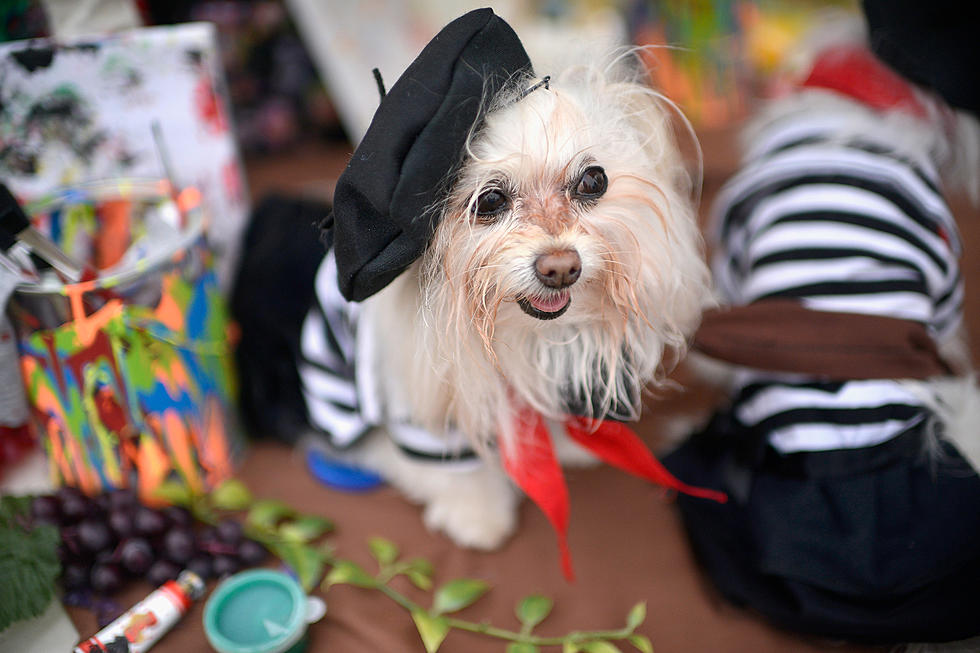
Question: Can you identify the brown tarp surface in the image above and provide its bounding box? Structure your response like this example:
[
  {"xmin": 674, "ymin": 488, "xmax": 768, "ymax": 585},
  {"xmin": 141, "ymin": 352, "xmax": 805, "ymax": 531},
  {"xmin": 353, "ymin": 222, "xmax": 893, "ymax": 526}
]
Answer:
[{"xmin": 66, "ymin": 435, "xmax": 879, "ymax": 653}]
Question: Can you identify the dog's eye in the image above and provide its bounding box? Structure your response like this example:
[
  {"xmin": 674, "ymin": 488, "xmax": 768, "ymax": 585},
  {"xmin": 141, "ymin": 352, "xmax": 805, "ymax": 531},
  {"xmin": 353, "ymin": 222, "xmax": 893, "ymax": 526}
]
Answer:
[
  {"xmin": 573, "ymin": 166, "xmax": 607, "ymax": 199},
  {"xmin": 474, "ymin": 188, "xmax": 510, "ymax": 218}
]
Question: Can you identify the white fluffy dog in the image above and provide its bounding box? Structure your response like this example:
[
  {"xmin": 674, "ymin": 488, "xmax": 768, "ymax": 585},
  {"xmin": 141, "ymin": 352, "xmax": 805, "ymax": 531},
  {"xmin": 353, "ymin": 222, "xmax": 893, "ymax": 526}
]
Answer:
[
  {"xmin": 299, "ymin": 12, "xmax": 710, "ymax": 554},
  {"xmin": 361, "ymin": 64, "xmax": 707, "ymax": 548}
]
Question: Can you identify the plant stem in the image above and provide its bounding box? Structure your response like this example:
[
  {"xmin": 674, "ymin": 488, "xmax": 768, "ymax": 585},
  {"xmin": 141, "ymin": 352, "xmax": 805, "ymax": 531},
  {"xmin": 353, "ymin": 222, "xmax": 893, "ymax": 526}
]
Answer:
[{"xmin": 371, "ymin": 570, "xmax": 634, "ymax": 647}]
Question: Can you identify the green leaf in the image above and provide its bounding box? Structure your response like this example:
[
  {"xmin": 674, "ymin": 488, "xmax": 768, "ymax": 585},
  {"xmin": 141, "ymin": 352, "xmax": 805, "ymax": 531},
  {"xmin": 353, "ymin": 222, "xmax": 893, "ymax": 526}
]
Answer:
[
  {"xmin": 581, "ymin": 642, "xmax": 622, "ymax": 653},
  {"xmin": 407, "ymin": 557, "xmax": 434, "ymax": 576},
  {"xmin": 506, "ymin": 643, "xmax": 540, "ymax": 653},
  {"xmin": 628, "ymin": 634, "xmax": 654, "ymax": 653},
  {"xmin": 210, "ymin": 478, "xmax": 253, "ymax": 510},
  {"xmin": 626, "ymin": 602, "xmax": 646, "ymax": 630},
  {"xmin": 279, "ymin": 515, "xmax": 334, "ymax": 543},
  {"xmin": 563, "ymin": 642, "xmax": 581, "ymax": 653},
  {"xmin": 247, "ymin": 499, "xmax": 294, "ymax": 531},
  {"xmin": 406, "ymin": 569, "xmax": 433, "ymax": 591},
  {"xmin": 324, "ymin": 560, "xmax": 376, "ymax": 588},
  {"xmin": 269, "ymin": 541, "xmax": 324, "ymax": 592},
  {"xmin": 400, "ymin": 557, "xmax": 434, "ymax": 590},
  {"xmin": 152, "ymin": 479, "xmax": 193, "ymax": 506},
  {"xmin": 368, "ymin": 536, "xmax": 399, "ymax": 566},
  {"xmin": 432, "ymin": 578, "xmax": 489, "ymax": 615},
  {"xmin": 516, "ymin": 595, "xmax": 553, "ymax": 630},
  {"xmin": 0, "ymin": 509, "xmax": 61, "ymax": 631},
  {"xmin": 411, "ymin": 610, "xmax": 450, "ymax": 653},
  {"xmin": 0, "ymin": 495, "xmax": 32, "ymax": 525}
]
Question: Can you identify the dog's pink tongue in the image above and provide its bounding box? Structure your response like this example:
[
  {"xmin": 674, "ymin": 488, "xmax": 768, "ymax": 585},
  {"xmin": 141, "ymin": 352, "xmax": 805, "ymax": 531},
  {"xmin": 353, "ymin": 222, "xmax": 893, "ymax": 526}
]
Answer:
[{"xmin": 530, "ymin": 291, "xmax": 570, "ymax": 313}]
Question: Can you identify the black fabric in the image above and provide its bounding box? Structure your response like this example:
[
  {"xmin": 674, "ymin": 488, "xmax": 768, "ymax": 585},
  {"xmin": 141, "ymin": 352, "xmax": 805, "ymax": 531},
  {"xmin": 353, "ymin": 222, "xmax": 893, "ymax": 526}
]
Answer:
[
  {"xmin": 230, "ymin": 194, "xmax": 330, "ymax": 440},
  {"xmin": 862, "ymin": 0, "xmax": 980, "ymax": 117},
  {"xmin": 663, "ymin": 415, "xmax": 980, "ymax": 644},
  {"xmin": 328, "ymin": 8, "xmax": 533, "ymax": 301}
]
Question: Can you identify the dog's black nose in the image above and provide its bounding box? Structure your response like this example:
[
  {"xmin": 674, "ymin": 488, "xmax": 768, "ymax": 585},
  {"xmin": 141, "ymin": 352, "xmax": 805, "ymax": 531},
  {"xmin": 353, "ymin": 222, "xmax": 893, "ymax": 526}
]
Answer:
[{"xmin": 535, "ymin": 249, "xmax": 581, "ymax": 288}]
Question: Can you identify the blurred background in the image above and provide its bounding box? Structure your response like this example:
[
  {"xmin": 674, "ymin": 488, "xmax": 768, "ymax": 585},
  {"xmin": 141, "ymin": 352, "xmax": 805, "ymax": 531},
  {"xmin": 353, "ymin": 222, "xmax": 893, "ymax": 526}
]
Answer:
[{"xmin": 1, "ymin": 0, "xmax": 858, "ymax": 210}]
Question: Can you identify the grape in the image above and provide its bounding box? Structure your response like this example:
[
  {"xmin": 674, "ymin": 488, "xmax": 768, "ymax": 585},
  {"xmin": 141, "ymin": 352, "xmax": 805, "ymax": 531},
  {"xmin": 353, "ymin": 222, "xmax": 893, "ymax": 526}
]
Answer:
[
  {"xmin": 196, "ymin": 526, "xmax": 234, "ymax": 556},
  {"xmin": 107, "ymin": 488, "xmax": 137, "ymax": 512},
  {"xmin": 162, "ymin": 528, "xmax": 195, "ymax": 564},
  {"xmin": 237, "ymin": 539, "xmax": 267, "ymax": 566},
  {"xmin": 162, "ymin": 506, "xmax": 192, "ymax": 529},
  {"xmin": 118, "ymin": 538, "xmax": 153, "ymax": 575},
  {"xmin": 215, "ymin": 519, "xmax": 243, "ymax": 545},
  {"xmin": 57, "ymin": 487, "xmax": 92, "ymax": 524},
  {"xmin": 94, "ymin": 492, "xmax": 112, "ymax": 513},
  {"xmin": 31, "ymin": 495, "xmax": 61, "ymax": 525},
  {"xmin": 186, "ymin": 555, "xmax": 214, "ymax": 580},
  {"xmin": 90, "ymin": 562, "xmax": 123, "ymax": 594},
  {"xmin": 134, "ymin": 506, "xmax": 166, "ymax": 537},
  {"xmin": 78, "ymin": 519, "xmax": 114, "ymax": 554},
  {"xmin": 60, "ymin": 528, "xmax": 84, "ymax": 559},
  {"xmin": 61, "ymin": 562, "xmax": 90, "ymax": 590},
  {"xmin": 108, "ymin": 508, "xmax": 135, "ymax": 539},
  {"xmin": 212, "ymin": 555, "xmax": 240, "ymax": 578},
  {"xmin": 146, "ymin": 559, "xmax": 181, "ymax": 586}
]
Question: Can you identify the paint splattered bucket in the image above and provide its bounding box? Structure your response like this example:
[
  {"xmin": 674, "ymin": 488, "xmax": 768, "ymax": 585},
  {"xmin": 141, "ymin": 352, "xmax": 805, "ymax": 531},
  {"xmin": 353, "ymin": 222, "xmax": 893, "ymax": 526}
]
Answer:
[{"xmin": 6, "ymin": 179, "xmax": 241, "ymax": 501}]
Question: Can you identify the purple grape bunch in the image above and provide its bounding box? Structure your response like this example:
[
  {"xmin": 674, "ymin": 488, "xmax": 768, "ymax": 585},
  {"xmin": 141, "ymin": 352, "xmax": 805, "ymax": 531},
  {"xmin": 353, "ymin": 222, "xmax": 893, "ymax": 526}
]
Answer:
[{"xmin": 34, "ymin": 486, "xmax": 268, "ymax": 597}]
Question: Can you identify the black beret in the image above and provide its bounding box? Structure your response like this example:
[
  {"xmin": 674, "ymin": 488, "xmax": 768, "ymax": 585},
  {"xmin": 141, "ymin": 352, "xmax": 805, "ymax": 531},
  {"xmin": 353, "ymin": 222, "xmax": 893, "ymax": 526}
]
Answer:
[{"xmin": 328, "ymin": 8, "xmax": 533, "ymax": 302}]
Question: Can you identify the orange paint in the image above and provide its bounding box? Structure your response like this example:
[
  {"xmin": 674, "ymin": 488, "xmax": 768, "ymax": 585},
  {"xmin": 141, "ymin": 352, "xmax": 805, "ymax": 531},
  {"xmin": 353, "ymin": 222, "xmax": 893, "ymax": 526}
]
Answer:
[
  {"xmin": 202, "ymin": 397, "xmax": 232, "ymax": 485},
  {"xmin": 43, "ymin": 416, "xmax": 75, "ymax": 486},
  {"xmin": 137, "ymin": 434, "xmax": 172, "ymax": 506},
  {"xmin": 95, "ymin": 199, "xmax": 131, "ymax": 269},
  {"xmin": 163, "ymin": 410, "xmax": 203, "ymax": 494},
  {"xmin": 65, "ymin": 290, "xmax": 124, "ymax": 347},
  {"xmin": 64, "ymin": 426, "xmax": 98, "ymax": 494},
  {"xmin": 154, "ymin": 276, "xmax": 185, "ymax": 333},
  {"xmin": 177, "ymin": 186, "xmax": 202, "ymax": 213}
]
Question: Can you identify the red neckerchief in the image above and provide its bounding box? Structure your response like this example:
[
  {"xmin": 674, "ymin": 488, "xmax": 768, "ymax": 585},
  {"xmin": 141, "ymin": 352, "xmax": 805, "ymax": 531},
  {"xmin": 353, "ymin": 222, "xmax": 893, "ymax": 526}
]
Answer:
[
  {"xmin": 800, "ymin": 46, "xmax": 928, "ymax": 118},
  {"xmin": 499, "ymin": 407, "xmax": 727, "ymax": 581}
]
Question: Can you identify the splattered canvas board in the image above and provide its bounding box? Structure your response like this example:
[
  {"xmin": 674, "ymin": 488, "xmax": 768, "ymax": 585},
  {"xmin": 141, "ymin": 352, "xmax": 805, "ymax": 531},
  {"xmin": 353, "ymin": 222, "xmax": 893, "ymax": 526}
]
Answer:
[{"xmin": 0, "ymin": 22, "xmax": 248, "ymax": 286}]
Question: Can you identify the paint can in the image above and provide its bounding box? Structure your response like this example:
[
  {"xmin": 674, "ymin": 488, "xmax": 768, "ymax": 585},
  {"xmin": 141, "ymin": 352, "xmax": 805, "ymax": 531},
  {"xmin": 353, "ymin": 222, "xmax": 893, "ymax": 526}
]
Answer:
[{"xmin": 5, "ymin": 179, "xmax": 242, "ymax": 500}]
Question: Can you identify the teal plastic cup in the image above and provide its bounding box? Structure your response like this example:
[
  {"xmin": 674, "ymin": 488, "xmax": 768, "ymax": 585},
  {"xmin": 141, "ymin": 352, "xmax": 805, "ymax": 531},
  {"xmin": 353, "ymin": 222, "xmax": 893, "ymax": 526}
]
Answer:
[{"xmin": 203, "ymin": 570, "xmax": 326, "ymax": 653}]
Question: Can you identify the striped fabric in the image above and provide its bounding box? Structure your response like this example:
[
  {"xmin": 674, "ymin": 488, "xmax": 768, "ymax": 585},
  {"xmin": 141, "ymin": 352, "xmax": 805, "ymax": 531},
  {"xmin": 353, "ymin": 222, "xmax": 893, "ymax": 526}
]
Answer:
[
  {"xmin": 298, "ymin": 250, "xmax": 479, "ymax": 465},
  {"xmin": 711, "ymin": 124, "xmax": 963, "ymax": 454}
]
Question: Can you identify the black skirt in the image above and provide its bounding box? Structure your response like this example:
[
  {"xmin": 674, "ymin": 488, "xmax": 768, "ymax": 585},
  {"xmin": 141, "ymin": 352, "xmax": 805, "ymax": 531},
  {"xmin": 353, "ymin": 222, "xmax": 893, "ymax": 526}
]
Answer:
[{"xmin": 664, "ymin": 412, "xmax": 980, "ymax": 645}]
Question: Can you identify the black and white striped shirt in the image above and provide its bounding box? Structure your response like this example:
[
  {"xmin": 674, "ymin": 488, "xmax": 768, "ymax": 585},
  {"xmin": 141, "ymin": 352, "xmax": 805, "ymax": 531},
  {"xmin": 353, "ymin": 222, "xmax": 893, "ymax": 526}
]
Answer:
[
  {"xmin": 711, "ymin": 121, "xmax": 963, "ymax": 453},
  {"xmin": 298, "ymin": 251, "xmax": 479, "ymax": 465}
]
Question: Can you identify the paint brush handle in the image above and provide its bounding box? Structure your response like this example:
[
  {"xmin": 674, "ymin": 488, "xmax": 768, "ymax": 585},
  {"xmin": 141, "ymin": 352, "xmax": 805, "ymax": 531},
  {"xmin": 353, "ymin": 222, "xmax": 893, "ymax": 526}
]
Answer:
[{"xmin": 0, "ymin": 183, "xmax": 86, "ymax": 282}]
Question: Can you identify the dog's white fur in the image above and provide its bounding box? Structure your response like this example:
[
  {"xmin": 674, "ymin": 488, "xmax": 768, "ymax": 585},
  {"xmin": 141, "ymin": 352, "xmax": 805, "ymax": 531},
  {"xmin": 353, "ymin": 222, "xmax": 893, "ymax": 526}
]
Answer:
[{"xmin": 330, "ymin": 55, "xmax": 711, "ymax": 549}]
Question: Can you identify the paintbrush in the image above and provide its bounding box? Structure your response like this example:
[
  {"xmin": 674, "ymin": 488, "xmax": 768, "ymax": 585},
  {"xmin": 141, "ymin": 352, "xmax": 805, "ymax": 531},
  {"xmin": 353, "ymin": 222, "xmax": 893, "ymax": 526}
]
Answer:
[{"xmin": 0, "ymin": 183, "xmax": 85, "ymax": 283}]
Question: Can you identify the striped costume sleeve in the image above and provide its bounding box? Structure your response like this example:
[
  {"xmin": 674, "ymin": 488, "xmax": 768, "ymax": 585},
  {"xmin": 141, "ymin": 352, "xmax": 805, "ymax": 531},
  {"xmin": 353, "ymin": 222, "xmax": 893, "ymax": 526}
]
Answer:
[{"xmin": 299, "ymin": 250, "xmax": 372, "ymax": 448}]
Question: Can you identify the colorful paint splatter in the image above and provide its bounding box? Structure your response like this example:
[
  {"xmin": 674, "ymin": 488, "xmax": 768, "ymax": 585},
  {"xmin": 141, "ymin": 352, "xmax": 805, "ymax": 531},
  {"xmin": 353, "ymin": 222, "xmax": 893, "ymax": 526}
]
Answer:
[{"xmin": 16, "ymin": 251, "xmax": 239, "ymax": 503}]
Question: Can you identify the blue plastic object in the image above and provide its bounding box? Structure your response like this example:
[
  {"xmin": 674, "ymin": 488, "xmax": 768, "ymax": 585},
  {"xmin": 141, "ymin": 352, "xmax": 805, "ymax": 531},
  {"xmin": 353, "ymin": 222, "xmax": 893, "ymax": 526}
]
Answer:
[{"xmin": 305, "ymin": 448, "xmax": 384, "ymax": 492}]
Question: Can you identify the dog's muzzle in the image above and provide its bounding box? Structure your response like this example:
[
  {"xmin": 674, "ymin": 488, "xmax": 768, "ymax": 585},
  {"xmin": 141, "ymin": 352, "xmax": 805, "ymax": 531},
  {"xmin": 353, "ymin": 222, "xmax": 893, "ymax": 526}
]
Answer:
[{"xmin": 518, "ymin": 249, "xmax": 580, "ymax": 320}]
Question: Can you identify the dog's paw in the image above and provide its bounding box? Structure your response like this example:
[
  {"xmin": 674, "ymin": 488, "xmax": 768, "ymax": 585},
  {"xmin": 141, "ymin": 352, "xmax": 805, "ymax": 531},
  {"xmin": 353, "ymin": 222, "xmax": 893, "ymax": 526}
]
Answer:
[{"xmin": 422, "ymin": 475, "xmax": 518, "ymax": 550}]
